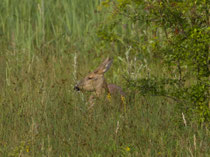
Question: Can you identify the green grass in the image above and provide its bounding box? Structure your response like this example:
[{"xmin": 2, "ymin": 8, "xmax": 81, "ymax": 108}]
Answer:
[{"xmin": 0, "ymin": 0, "xmax": 209, "ymax": 156}]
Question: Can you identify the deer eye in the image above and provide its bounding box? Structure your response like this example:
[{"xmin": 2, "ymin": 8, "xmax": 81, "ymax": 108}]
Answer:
[{"xmin": 88, "ymin": 77, "xmax": 93, "ymax": 80}]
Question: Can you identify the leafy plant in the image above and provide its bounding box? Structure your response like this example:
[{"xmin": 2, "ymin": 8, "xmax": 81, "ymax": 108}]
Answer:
[{"xmin": 97, "ymin": 0, "xmax": 210, "ymax": 123}]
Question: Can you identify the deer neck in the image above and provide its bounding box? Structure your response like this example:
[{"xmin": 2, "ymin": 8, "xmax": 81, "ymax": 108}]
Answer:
[
  {"xmin": 103, "ymin": 80, "xmax": 110, "ymax": 93},
  {"xmin": 95, "ymin": 79, "xmax": 110, "ymax": 97}
]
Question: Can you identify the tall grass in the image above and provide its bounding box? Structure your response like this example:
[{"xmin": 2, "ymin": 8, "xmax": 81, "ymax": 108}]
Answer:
[
  {"xmin": 0, "ymin": 0, "xmax": 101, "ymax": 54},
  {"xmin": 0, "ymin": 0, "xmax": 209, "ymax": 156}
]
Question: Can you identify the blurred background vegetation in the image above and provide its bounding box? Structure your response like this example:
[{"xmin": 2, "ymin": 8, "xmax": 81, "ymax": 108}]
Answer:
[{"xmin": 0, "ymin": 0, "xmax": 209, "ymax": 156}]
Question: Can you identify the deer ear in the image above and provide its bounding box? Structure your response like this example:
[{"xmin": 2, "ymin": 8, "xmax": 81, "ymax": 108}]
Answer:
[
  {"xmin": 103, "ymin": 57, "xmax": 113, "ymax": 73},
  {"xmin": 94, "ymin": 57, "xmax": 113, "ymax": 74}
]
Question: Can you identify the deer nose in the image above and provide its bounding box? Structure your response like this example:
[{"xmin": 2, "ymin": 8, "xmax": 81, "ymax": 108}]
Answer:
[{"xmin": 74, "ymin": 85, "xmax": 80, "ymax": 91}]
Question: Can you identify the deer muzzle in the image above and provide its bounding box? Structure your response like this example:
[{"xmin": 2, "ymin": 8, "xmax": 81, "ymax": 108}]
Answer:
[{"xmin": 74, "ymin": 85, "xmax": 80, "ymax": 91}]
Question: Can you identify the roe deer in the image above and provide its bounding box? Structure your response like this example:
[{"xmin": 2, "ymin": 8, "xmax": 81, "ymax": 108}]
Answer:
[{"xmin": 74, "ymin": 57, "xmax": 125, "ymax": 108}]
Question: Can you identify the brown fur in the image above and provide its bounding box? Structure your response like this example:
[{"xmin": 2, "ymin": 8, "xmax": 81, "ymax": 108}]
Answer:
[{"xmin": 74, "ymin": 57, "xmax": 125, "ymax": 107}]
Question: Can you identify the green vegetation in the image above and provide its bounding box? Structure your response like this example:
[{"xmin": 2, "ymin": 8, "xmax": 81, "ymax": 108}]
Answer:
[{"xmin": 0, "ymin": 0, "xmax": 209, "ymax": 156}]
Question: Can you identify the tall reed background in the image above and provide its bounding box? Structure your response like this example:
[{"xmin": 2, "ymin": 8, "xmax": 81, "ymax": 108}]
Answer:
[{"xmin": 0, "ymin": 0, "xmax": 209, "ymax": 156}]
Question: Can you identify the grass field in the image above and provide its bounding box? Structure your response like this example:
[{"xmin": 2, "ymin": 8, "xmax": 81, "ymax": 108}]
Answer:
[{"xmin": 0, "ymin": 0, "xmax": 209, "ymax": 156}]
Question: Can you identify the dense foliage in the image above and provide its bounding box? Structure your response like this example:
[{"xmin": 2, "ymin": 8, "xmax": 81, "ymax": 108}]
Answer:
[
  {"xmin": 97, "ymin": 0, "xmax": 209, "ymax": 123},
  {"xmin": 0, "ymin": 0, "xmax": 209, "ymax": 156}
]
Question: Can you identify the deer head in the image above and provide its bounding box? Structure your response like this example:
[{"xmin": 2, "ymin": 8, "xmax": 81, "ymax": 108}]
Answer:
[{"xmin": 74, "ymin": 57, "xmax": 113, "ymax": 96}]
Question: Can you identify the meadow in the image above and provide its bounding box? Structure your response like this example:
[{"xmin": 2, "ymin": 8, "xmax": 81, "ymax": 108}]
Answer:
[{"xmin": 0, "ymin": 0, "xmax": 209, "ymax": 156}]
